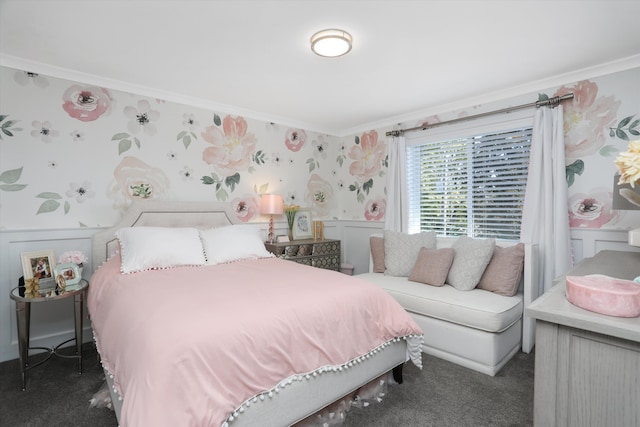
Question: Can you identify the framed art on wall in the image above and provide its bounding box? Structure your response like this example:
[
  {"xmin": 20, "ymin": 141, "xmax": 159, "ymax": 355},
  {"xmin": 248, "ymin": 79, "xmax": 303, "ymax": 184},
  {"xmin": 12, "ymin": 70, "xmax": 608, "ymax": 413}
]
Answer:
[
  {"xmin": 292, "ymin": 209, "xmax": 313, "ymax": 240},
  {"xmin": 21, "ymin": 250, "xmax": 56, "ymax": 288}
]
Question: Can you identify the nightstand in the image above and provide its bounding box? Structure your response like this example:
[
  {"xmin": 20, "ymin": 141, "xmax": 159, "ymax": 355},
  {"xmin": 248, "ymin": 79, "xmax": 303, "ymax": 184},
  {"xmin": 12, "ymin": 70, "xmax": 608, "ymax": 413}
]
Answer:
[
  {"xmin": 265, "ymin": 239, "xmax": 340, "ymax": 271},
  {"xmin": 10, "ymin": 279, "xmax": 88, "ymax": 390}
]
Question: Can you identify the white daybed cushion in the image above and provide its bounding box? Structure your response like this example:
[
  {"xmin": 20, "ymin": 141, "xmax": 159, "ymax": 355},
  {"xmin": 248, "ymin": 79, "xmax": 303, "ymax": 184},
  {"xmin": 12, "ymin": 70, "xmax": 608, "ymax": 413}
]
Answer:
[{"xmin": 358, "ymin": 272, "xmax": 523, "ymax": 333}]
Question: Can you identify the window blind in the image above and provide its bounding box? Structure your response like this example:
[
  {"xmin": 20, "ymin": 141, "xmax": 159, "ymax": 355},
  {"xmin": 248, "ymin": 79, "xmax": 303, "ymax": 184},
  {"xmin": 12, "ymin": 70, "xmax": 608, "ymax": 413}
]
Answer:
[{"xmin": 406, "ymin": 126, "xmax": 532, "ymax": 240}]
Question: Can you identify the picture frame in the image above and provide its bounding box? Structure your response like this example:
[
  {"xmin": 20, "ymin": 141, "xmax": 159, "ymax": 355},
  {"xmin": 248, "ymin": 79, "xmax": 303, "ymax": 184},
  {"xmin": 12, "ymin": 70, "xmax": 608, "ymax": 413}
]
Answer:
[
  {"xmin": 292, "ymin": 209, "xmax": 313, "ymax": 240},
  {"xmin": 612, "ymin": 173, "xmax": 640, "ymax": 210},
  {"xmin": 53, "ymin": 263, "xmax": 82, "ymax": 287},
  {"xmin": 21, "ymin": 250, "xmax": 56, "ymax": 289},
  {"xmin": 276, "ymin": 234, "xmax": 290, "ymax": 243},
  {"xmin": 313, "ymin": 220, "xmax": 325, "ymax": 241}
]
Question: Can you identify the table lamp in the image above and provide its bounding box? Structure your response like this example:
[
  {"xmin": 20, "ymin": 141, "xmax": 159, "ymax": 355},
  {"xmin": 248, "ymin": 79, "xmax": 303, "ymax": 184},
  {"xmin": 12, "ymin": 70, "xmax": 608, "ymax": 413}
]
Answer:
[{"xmin": 260, "ymin": 194, "xmax": 284, "ymax": 243}]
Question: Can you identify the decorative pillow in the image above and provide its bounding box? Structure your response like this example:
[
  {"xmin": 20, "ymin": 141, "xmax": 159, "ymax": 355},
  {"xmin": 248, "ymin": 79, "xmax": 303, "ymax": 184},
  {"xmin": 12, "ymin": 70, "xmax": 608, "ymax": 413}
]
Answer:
[
  {"xmin": 370, "ymin": 236, "xmax": 385, "ymax": 273},
  {"xmin": 200, "ymin": 225, "xmax": 273, "ymax": 265},
  {"xmin": 446, "ymin": 236, "xmax": 496, "ymax": 291},
  {"xmin": 477, "ymin": 243, "xmax": 525, "ymax": 296},
  {"xmin": 408, "ymin": 247, "xmax": 455, "ymax": 286},
  {"xmin": 116, "ymin": 226, "xmax": 206, "ymax": 274},
  {"xmin": 383, "ymin": 230, "xmax": 437, "ymax": 277}
]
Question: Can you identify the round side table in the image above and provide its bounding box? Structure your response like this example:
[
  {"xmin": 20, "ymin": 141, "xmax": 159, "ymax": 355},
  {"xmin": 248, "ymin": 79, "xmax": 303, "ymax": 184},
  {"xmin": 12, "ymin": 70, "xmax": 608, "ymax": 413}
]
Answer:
[{"xmin": 9, "ymin": 279, "xmax": 88, "ymax": 390}]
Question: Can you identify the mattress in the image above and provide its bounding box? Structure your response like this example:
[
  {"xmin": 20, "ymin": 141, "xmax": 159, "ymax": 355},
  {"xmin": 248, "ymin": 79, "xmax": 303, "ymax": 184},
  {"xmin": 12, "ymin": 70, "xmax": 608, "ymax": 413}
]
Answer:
[
  {"xmin": 88, "ymin": 255, "xmax": 423, "ymax": 427},
  {"xmin": 358, "ymin": 272, "xmax": 523, "ymax": 333}
]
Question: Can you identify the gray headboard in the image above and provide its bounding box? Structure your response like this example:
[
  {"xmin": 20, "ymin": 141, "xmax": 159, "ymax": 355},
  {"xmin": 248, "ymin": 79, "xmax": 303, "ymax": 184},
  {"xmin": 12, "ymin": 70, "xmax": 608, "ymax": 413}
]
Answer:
[{"xmin": 91, "ymin": 200, "xmax": 241, "ymax": 273}]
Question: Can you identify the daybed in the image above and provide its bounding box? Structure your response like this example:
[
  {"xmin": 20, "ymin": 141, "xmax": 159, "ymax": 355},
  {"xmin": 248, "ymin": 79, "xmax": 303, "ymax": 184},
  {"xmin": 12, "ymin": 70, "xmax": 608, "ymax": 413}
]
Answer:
[
  {"xmin": 357, "ymin": 232, "xmax": 539, "ymax": 376},
  {"xmin": 89, "ymin": 201, "xmax": 423, "ymax": 427}
]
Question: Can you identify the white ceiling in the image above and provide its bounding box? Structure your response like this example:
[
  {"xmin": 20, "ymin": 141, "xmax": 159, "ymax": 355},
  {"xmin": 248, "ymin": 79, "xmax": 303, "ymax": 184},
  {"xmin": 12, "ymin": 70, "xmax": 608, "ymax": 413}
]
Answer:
[{"xmin": 1, "ymin": 0, "xmax": 640, "ymax": 136}]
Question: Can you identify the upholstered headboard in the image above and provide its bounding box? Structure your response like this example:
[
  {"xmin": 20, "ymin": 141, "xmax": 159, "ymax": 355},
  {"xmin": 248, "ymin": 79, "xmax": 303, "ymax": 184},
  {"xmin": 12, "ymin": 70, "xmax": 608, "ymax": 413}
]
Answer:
[{"xmin": 91, "ymin": 200, "xmax": 241, "ymax": 272}]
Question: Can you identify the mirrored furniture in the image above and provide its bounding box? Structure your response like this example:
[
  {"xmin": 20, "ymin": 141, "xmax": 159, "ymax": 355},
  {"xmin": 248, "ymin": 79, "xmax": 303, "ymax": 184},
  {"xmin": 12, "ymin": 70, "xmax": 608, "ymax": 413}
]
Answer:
[
  {"xmin": 265, "ymin": 238, "xmax": 340, "ymax": 271},
  {"xmin": 10, "ymin": 279, "xmax": 88, "ymax": 390}
]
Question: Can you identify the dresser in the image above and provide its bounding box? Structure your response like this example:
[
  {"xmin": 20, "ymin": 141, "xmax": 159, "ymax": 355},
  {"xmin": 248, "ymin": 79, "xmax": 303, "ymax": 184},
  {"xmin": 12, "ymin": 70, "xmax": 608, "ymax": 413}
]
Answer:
[
  {"xmin": 525, "ymin": 250, "xmax": 640, "ymax": 427},
  {"xmin": 264, "ymin": 239, "xmax": 340, "ymax": 271}
]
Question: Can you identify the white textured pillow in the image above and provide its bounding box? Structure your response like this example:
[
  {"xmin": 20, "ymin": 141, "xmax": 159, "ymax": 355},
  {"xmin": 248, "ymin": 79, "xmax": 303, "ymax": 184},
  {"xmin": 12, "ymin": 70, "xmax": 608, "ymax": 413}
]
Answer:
[
  {"xmin": 116, "ymin": 226, "xmax": 206, "ymax": 274},
  {"xmin": 446, "ymin": 236, "xmax": 496, "ymax": 291},
  {"xmin": 383, "ymin": 230, "xmax": 437, "ymax": 277},
  {"xmin": 200, "ymin": 225, "xmax": 273, "ymax": 265}
]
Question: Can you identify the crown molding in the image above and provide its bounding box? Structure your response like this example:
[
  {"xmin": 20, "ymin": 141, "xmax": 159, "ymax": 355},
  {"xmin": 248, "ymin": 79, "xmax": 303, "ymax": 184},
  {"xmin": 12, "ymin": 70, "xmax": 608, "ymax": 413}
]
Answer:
[
  {"xmin": 0, "ymin": 53, "xmax": 337, "ymax": 135},
  {"xmin": 342, "ymin": 54, "xmax": 640, "ymax": 137},
  {"xmin": 3, "ymin": 53, "xmax": 639, "ymax": 138}
]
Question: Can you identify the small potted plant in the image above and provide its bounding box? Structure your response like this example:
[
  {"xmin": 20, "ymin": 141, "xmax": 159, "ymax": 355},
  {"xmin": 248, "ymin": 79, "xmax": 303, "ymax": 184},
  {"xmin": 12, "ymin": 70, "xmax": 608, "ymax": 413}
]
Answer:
[{"xmin": 284, "ymin": 204, "xmax": 299, "ymax": 240}]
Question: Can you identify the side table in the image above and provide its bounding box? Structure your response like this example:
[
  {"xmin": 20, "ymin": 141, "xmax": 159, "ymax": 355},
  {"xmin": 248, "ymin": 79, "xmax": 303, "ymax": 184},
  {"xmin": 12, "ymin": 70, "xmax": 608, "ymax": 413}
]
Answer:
[
  {"xmin": 525, "ymin": 250, "xmax": 640, "ymax": 426},
  {"xmin": 10, "ymin": 279, "xmax": 89, "ymax": 390},
  {"xmin": 265, "ymin": 239, "xmax": 341, "ymax": 271}
]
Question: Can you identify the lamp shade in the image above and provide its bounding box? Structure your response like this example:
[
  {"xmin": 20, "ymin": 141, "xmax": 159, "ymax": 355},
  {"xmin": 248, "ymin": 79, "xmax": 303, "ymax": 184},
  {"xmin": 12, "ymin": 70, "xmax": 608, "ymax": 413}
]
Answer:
[{"xmin": 260, "ymin": 194, "xmax": 284, "ymax": 215}]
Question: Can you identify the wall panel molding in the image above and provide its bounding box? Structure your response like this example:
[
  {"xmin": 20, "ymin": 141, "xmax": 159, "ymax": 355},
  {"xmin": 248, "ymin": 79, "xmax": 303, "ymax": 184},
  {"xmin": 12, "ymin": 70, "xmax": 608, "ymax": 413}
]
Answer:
[{"xmin": 0, "ymin": 228, "xmax": 101, "ymax": 363}]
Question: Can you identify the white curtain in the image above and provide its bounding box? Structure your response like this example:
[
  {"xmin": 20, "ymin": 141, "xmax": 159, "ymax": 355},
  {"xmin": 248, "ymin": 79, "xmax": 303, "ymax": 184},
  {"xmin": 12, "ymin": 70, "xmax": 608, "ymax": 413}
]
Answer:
[
  {"xmin": 384, "ymin": 135, "xmax": 408, "ymax": 232},
  {"xmin": 520, "ymin": 105, "xmax": 573, "ymax": 294}
]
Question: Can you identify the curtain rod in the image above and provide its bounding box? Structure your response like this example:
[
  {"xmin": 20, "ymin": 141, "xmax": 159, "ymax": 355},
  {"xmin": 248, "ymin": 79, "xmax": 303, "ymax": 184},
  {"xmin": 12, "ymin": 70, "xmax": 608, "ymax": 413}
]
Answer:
[{"xmin": 386, "ymin": 93, "xmax": 574, "ymax": 137}]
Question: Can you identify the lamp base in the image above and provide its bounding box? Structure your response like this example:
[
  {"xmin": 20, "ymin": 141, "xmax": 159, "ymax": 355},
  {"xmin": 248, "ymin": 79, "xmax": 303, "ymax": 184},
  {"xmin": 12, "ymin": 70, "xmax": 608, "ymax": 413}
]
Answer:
[{"xmin": 267, "ymin": 216, "xmax": 275, "ymax": 244}]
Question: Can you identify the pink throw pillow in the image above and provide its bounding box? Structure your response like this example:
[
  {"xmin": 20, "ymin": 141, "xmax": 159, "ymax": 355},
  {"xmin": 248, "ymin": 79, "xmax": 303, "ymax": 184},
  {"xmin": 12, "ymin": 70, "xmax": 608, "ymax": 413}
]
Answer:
[
  {"xmin": 370, "ymin": 236, "xmax": 385, "ymax": 273},
  {"xmin": 477, "ymin": 244, "xmax": 525, "ymax": 296},
  {"xmin": 408, "ymin": 247, "xmax": 455, "ymax": 287}
]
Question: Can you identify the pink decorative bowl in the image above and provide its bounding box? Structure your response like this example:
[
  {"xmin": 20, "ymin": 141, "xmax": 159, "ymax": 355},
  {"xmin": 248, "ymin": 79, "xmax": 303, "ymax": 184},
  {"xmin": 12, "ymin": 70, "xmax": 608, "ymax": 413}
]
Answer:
[{"xmin": 566, "ymin": 274, "xmax": 640, "ymax": 318}]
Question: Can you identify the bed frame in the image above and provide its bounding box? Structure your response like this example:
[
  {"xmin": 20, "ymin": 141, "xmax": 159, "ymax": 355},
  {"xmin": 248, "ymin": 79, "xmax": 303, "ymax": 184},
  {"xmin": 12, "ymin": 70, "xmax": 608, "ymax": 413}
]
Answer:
[{"xmin": 91, "ymin": 200, "xmax": 411, "ymax": 426}]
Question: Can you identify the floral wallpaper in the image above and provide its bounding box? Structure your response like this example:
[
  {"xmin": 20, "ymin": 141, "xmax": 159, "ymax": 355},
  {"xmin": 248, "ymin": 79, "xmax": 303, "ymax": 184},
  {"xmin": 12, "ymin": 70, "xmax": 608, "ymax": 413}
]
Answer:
[
  {"xmin": 555, "ymin": 74, "xmax": 639, "ymax": 229},
  {"xmin": 0, "ymin": 65, "xmax": 638, "ymax": 231},
  {"xmin": 0, "ymin": 66, "xmax": 390, "ymax": 229}
]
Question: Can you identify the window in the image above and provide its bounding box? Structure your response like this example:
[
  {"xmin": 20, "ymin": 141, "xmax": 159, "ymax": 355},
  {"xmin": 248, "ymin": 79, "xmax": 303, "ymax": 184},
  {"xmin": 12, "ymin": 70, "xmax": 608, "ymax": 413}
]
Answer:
[{"xmin": 406, "ymin": 117, "xmax": 532, "ymax": 240}]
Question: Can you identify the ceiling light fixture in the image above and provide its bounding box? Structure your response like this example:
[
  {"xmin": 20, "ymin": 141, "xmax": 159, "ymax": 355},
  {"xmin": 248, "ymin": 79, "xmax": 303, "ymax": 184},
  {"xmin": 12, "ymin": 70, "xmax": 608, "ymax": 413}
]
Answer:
[{"xmin": 310, "ymin": 29, "xmax": 352, "ymax": 58}]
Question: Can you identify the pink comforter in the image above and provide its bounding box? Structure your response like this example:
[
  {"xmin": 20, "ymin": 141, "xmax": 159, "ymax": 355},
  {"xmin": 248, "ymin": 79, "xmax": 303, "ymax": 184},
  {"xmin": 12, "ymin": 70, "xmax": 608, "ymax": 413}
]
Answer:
[{"xmin": 88, "ymin": 256, "xmax": 423, "ymax": 427}]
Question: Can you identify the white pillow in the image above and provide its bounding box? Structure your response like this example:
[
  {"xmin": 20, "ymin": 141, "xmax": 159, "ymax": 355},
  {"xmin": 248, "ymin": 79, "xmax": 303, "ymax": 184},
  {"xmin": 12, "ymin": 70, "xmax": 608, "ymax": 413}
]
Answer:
[
  {"xmin": 383, "ymin": 230, "xmax": 437, "ymax": 277},
  {"xmin": 446, "ymin": 236, "xmax": 496, "ymax": 291},
  {"xmin": 116, "ymin": 226, "xmax": 206, "ymax": 274},
  {"xmin": 200, "ymin": 225, "xmax": 273, "ymax": 265}
]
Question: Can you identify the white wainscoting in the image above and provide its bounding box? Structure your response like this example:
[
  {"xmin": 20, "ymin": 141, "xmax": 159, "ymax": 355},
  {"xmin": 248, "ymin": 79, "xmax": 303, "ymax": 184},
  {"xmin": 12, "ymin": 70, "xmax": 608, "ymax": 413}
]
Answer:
[
  {"xmin": 570, "ymin": 228, "xmax": 640, "ymax": 261},
  {"xmin": 0, "ymin": 224, "xmax": 636, "ymax": 363},
  {"xmin": 0, "ymin": 228, "xmax": 100, "ymax": 363}
]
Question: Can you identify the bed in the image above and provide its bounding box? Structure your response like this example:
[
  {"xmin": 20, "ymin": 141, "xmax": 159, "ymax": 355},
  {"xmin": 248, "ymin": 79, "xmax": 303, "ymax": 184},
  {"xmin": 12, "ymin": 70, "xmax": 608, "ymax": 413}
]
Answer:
[{"xmin": 89, "ymin": 200, "xmax": 423, "ymax": 427}]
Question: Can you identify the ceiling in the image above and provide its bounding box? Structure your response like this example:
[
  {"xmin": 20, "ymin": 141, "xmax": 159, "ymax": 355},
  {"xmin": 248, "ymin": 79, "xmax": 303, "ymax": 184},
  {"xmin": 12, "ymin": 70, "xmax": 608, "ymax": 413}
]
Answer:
[{"xmin": 1, "ymin": 0, "xmax": 640, "ymax": 136}]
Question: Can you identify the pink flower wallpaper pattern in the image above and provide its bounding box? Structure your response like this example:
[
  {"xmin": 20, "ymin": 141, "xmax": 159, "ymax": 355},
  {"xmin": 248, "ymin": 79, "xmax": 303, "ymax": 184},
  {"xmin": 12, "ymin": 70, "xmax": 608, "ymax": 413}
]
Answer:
[
  {"xmin": 0, "ymin": 65, "xmax": 639, "ymax": 230},
  {"xmin": 62, "ymin": 85, "xmax": 113, "ymax": 122}
]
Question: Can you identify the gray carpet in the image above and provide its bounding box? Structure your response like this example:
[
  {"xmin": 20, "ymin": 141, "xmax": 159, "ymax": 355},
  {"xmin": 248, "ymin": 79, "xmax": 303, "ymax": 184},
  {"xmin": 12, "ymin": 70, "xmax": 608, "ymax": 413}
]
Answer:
[
  {"xmin": 344, "ymin": 351, "xmax": 534, "ymax": 427},
  {"xmin": 0, "ymin": 344, "xmax": 533, "ymax": 426}
]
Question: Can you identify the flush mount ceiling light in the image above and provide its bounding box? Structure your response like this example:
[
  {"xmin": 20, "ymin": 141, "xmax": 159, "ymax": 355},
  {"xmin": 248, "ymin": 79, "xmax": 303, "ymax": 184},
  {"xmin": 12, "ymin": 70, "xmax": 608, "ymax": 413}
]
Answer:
[{"xmin": 310, "ymin": 29, "xmax": 352, "ymax": 57}]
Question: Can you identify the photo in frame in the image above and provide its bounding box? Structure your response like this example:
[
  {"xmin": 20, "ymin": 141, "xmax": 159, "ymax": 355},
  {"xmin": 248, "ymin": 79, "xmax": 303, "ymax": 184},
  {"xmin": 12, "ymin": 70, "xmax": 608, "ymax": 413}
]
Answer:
[
  {"xmin": 313, "ymin": 220, "xmax": 325, "ymax": 241},
  {"xmin": 21, "ymin": 250, "xmax": 56, "ymax": 289},
  {"xmin": 53, "ymin": 263, "xmax": 82, "ymax": 288},
  {"xmin": 292, "ymin": 209, "xmax": 313, "ymax": 240}
]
